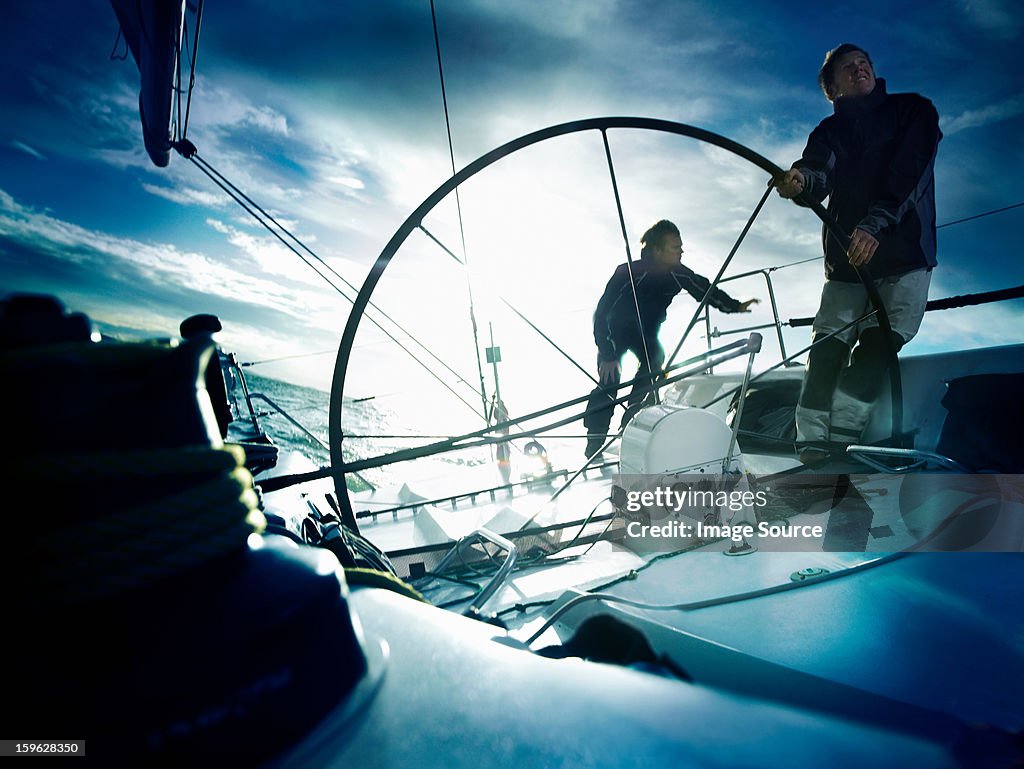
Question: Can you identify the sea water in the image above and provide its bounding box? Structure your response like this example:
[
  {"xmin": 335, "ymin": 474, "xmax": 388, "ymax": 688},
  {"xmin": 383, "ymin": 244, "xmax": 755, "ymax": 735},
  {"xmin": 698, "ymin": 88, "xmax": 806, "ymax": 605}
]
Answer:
[{"xmin": 229, "ymin": 372, "xmax": 580, "ymax": 493}]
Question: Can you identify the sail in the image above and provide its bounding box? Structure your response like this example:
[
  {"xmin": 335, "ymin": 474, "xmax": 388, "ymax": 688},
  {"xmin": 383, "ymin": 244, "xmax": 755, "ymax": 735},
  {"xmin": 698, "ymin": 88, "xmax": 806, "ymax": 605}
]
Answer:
[{"xmin": 110, "ymin": 0, "xmax": 186, "ymax": 167}]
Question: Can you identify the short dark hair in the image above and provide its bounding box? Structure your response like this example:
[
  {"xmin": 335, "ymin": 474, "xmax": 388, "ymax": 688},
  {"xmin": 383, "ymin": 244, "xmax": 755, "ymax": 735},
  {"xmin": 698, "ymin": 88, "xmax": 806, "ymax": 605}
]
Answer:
[
  {"xmin": 818, "ymin": 43, "xmax": 872, "ymax": 101},
  {"xmin": 640, "ymin": 220, "xmax": 680, "ymax": 258}
]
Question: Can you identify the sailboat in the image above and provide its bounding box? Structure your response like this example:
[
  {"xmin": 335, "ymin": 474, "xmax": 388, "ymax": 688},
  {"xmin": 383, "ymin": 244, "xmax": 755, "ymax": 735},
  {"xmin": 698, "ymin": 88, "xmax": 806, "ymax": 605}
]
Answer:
[{"xmin": 3, "ymin": 1, "xmax": 1022, "ymax": 766}]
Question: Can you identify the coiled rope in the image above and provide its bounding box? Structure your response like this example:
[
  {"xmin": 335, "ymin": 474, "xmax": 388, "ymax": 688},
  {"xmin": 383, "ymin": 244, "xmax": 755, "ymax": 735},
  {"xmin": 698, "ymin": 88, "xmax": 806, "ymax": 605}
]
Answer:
[{"xmin": 14, "ymin": 444, "xmax": 266, "ymax": 605}]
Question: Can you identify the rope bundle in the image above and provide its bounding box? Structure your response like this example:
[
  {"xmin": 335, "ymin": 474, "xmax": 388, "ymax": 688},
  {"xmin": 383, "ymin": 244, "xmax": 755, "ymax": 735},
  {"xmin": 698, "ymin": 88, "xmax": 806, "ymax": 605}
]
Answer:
[{"xmin": 13, "ymin": 445, "xmax": 266, "ymax": 605}]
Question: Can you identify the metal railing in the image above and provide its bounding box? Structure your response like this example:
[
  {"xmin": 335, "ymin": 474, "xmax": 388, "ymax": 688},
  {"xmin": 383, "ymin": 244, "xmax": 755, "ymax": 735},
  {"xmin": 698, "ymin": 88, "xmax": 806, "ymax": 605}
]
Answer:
[{"xmin": 690, "ymin": 257, "xmax": 823, "ymax": 373}]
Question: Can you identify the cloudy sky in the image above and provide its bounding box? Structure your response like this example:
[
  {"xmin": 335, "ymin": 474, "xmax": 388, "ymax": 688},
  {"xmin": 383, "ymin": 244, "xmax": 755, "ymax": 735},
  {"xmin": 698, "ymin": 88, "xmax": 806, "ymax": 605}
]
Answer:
[{"xmin": 1, "ymin": 1, "xmax": 1021, "ymax": 435}]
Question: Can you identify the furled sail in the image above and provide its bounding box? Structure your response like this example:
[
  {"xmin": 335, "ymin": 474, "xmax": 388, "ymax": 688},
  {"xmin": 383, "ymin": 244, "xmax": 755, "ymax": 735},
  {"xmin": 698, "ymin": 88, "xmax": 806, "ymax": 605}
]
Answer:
[{"xmin": 109, "ymin": 0, "xmax": 186, "ymax": 167}]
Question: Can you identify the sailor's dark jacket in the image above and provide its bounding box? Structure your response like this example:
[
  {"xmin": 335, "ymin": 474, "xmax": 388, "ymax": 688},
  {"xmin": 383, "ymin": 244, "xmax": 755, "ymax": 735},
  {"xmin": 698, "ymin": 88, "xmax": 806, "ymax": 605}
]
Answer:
[
  {"xmin": 794, "ymin": 79, "xmax": 942, "ymax": 282},
  {"xmin": 593, "ymin": 259, "xmax": 742, "ymax": 361}
]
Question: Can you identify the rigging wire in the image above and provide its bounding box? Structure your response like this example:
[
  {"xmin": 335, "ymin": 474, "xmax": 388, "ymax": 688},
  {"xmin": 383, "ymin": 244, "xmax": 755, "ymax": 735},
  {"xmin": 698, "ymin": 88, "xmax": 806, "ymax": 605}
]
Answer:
[
  {"xmin": 173, "ymin": 10, "xmax": 182, "ymax": 145},
  {"xmin": 937, "ymin": 201, "xmax": 1024, "ymax": 229},
  {"xmin": 418, "ymin": 224, "xmax": 464, "ymax": 265},
  {"xmin": 178, "ymin": 0, "xmax": 204, "ymax": 141},
  {"xmin": 166, "ymin": 4, "xmax": 489, "ymax": 420},
  {"xmin": 418, "ymin": 224, "xmax": 602, "ymax": 387},
  {"xmin": 108, "ymin": 24, "xmax": 128, "ymax": 61},
  {"xmin": 171, "ymin": 0, "xmax": 203, "ymax": 147},
  {"xmin": 663, "ymin": 182, "xmax": 773, "ymax": 373},
  {"xmin": 180, "ymin": 147, "xmax": 484, "ymax": 418},
  {"xmin": 601, "ymin": 129, "xmax": 656, "ymax": 398},
  {"xmin": 430, "ymin": 0, "xmax": 491, "ymax": 422},
  {"xmin": 499, "ymin": 297, "xmax": 601, "ymax": 386},
  {"xmin": 188, "ymin": 150, "xmax": 458, "ymax": 377}
]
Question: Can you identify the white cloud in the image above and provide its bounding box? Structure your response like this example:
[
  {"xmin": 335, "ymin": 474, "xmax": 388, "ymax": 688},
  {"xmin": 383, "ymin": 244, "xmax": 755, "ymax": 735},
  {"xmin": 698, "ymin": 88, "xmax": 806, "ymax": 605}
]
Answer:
[
  {"xmin": 142, "ymin": 183, "xmax": 228, "ymax": 207},
  {"xmin": 94, "ymin": 146, "xmax": 156, "ymax": 171},
  {"xmin": 187, "ymin": 81, "xmax": 290, "ymax": 136},
  {"xmin": 941, "ymin": 93, "xmax": 1024, "ymax": 136},
  {"xmin": 204, "ymin": 216, "xmax": 340, "ymax": 292},
  {"xmin": 326, "ymin": 175, "xmax": 365, "ymax": 190},
  {"xmin": 957, "ymin": 0, "xmax": 1023, "ymax": 39},
  {"xmin": 0, "ymin": 188, "xmax": 339, "ymax": 336},
  {"xmin": 915, "ymin": 300, "xmax": 1023, "ymax": 351},
  {"xmin": 241, "ymin": 104, "xmax": 290, "ymax": 136},
  {"xmin": 10, "ymin": 140, "xmax": 45, "ymax": 160},
  {"xmin": 469, "ymin": 0, "xmax": 619, "ymax": 38}
]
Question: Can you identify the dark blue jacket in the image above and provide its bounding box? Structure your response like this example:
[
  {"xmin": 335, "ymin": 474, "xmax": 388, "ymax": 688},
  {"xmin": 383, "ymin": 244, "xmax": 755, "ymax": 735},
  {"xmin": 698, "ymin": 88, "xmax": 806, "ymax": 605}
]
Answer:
[
  {"xmin": 593, "ymin": 258, "xmax": 742, "ymax": 361},
  {"xmin": 795, "ymin": 79, "xmax": 942, "ymax": 282}
]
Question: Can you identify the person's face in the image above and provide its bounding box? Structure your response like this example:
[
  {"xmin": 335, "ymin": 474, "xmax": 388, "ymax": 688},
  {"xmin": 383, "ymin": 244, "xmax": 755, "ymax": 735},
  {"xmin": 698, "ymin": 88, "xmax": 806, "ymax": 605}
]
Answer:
[
  {"xmin": 831, "ymin": 50, "xmax": 876, "ymax": 100},
  {"xmin": 653, "ymin": 233, "xmax": 683, "ymax": 267}
]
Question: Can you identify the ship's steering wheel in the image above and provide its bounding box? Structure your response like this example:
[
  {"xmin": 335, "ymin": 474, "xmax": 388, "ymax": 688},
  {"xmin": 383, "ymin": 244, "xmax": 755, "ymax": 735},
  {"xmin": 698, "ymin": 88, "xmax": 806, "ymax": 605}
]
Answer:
[{"xmin": 327, "ymin": 117, "xmax": 902, "ymax": 532}]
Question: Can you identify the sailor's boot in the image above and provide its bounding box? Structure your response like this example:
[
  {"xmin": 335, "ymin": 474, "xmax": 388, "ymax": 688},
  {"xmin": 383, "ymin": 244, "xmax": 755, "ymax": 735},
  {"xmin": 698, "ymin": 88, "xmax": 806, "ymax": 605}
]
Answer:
[{"xmin": 795, "ymin": 335, "xmax": 850, "ymax": 464}]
